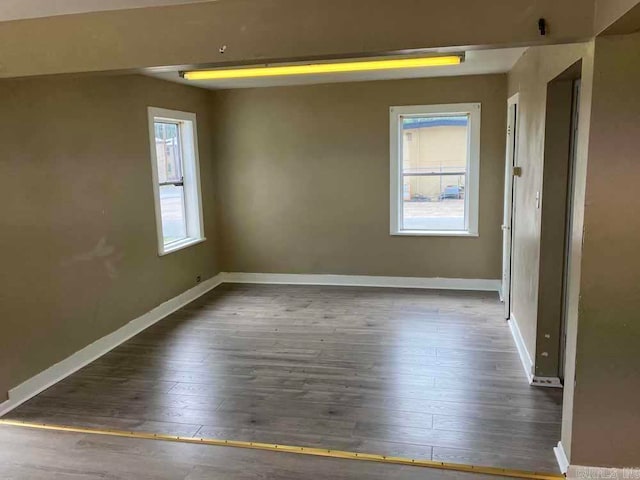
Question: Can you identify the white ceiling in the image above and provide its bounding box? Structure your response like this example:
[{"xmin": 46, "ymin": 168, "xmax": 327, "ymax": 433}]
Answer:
[
  {"xmin": 143, "ymin": 48, "xmax": 527, "ymax": 90},
  {"xmin": 0, "ymin": 0, "xmax": 213, "ymax": 22}
]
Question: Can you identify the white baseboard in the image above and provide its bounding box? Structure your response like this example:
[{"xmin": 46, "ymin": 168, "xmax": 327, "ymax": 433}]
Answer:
[
  {"xmin": 507, "ymin": 316, "xmax": 563, "ymax": 389},
  {"xmin": 0, "ymin": 273, "xmax": 224, "ymax": 418},
  {"xmin": 220, "ymin": 272, "xmax": 502, "ymax": 292},
  {"xmin": 531, "ymin": 376, "xmax": 563, "ymax": 388},
  {"xmin": 508, "ymin": 315, "xmax": 534, "ymax": 383},
  {"xmin": 554, "ymin": 441, "xmax": 570, "ymax": 474}
]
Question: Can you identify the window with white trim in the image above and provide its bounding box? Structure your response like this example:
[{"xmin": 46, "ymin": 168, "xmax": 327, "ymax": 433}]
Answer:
[
  {"xmin": 390, "ymin": 103, "xmax": 481, "ymax": 236},
  {"xmin": 148, "ymin": 107, "xmax": 205, "ymax": 255}
]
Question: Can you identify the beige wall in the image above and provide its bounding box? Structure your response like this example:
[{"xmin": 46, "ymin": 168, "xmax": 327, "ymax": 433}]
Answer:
[
  {"xmin": 507, "ymin": 44, "xmax": 593, "ymax": 375},
  {"xmin": 212, "ymin": 74, "xmax": 507, "ymax": 278},
  {"xmin": 570, "ymin": 32, "xmax": 640, "ymax": 467},
  {"xmin": 594, "ymin": 0, "xmax": 640, "ymax": 33},
  {"xmin": 0, "ymin": 0, "xmax": 596, "ymax": 78},
  {"xmin": 490, "ymin": 35, "xmax": 640, "ymax": 468},
  {"xmin": 508, "ymin": 43, "xmax": 596, "ymax": 461},
  {"xmin": 0, "ymin": 75, "xmax": 219, "ymax": 400},
  {"xmin": 0, "ymin": 0, "xmax": 212, "ymax": 21}
]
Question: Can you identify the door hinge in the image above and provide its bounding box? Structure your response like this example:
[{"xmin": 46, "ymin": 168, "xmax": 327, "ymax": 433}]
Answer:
[{"xmin": 513, "ymin": 166, "xmax": 522, "ymax": 177}]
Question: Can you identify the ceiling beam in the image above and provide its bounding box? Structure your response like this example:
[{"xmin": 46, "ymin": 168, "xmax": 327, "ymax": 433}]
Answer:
[
  {"xmin": 0, "ymin": 0, "xmax": 213, "ymax": 22},
  {"xmin": 0, "ymin": 0, "xmax": 596, "ymax": 79},
  {"xmin": 594, "ymin": 0, "xmax": 640, "ymax": 34}
]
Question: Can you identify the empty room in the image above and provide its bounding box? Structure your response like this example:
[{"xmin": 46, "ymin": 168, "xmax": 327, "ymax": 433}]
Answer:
[{"xmin": 1, "ymin": 1, "xmax": 639, "ymax": 479}]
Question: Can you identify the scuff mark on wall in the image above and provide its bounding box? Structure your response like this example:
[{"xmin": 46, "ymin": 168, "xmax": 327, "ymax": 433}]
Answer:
[{"xmin": 62, "ymin": 237, "xmax": 123, "ymax": 279}]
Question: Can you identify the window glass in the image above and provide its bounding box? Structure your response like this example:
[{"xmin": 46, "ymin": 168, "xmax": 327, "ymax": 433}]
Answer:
[
  {"xmin": 390, "ymin": 104, "xmax": 480, "ymax": 237},
  {"xmin": 155, "ymin": 122, "xmax": 183, "ymax": 184},
  {"xmin": 401, "ymin": 115, "xmax": 469, "ymax": 232},
  {"xmin": 154, "ymin": 121, "xmax": 187, "ymax": 245},
  {"xmin": 158, "ymin": 184, "xmax": 187, "ymax": 244}
]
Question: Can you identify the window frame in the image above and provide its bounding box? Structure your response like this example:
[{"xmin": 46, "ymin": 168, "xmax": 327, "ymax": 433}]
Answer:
[
  {"xmin": 389, "ymin": 102, "xmax": 481, "ymax": 237},
  {"xmin": 148, "ymin": 107, "xmax": 206, "ymax": 256}
]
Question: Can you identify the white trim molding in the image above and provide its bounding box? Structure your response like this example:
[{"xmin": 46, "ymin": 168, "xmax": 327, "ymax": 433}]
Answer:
[
  {"xmin": 0, "ymin": 274, "xmax": 223, "ymax": 418},
  {"xmin": 508, "ymin": 315, "xmax": 534, "ymax": 383},
  {"xmin": 147, "ymin": 106, "xmax": 205, "ymax": 257},
  {"xmin": 220, "ymin": 272, "xmax": 501, "ymax": 292},
  {"xmin": 554, "ymin": 442, "xmax": 570, "ymax": 474},
  {"xmin": 531, "ymin": 376, "xmax": 563, "ymax": 388},
  {"xmin": 508, "ymin": 316, "xmax": 564, "ymax": 388},
  {"xmin": 389, "ymin": 102, "xmax": 481, "ymax": 237}
]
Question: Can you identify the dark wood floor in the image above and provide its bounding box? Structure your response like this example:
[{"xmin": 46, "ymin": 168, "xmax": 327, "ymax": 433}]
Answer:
[
  {"xmin": 0, "ymin": 424, "xmax": 524, "ymax": 479},
  {"xmin": 3, "ymin": 283, "xmax": 563, "ymax": 473}
]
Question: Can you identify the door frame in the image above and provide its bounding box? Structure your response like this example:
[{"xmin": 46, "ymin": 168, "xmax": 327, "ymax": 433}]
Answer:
[
  {"xmin": 559, "ymin": 79, "xmax": 581, "ymax": 382},
  {"xmin": 502, "ymin": 93, "xmax": 519, "ymax": 319}
]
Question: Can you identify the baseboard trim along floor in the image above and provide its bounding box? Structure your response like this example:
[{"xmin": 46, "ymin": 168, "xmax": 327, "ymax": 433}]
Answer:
[
  {"xmin": 221, "ymin": 272, "xmax": 502, "ymax": 292},
  {"xmin": 553, "ymin": 442, "xmax": 570, "ymax": 474},
  {"xmin": 531, "ymin": 376, "xmax": 563, "ymax": 388},
  {"xmin": 507, "ymin": 316, "xmax": 535, "ymax": 383},
  {"xmin": 0, "ymin": 419, "xmax": 564, "ymax": 480}
]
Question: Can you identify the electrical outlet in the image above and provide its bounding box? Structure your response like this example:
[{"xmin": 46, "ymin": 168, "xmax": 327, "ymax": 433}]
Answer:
[{"xmin": 196, "ymin": 275, "xmax": 201, "ymax": 283}]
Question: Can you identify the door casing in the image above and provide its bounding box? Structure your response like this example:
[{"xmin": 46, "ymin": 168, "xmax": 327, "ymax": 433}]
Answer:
[{"xmin": 502, "ymin": 93, "xmax": 519, "ymax": 319}]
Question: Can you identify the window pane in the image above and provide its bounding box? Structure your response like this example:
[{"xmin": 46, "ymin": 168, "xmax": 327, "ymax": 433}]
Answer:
[
  {"xmin": 402, "ymin": 175, "xmax": 465, "ymax": 231},
  {"xmin": 155, "ymin": 122, "xmax": 183, "ymax": 184},
  {"xmin": 401, "ymin": 114, "xmax": 468, "ymax": 231},
  {"xmin": 159, "ymin": 184, "xmax": 187, "ymax": 244}
]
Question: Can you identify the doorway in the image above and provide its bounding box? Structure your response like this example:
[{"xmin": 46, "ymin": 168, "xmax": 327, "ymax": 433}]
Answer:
[
  {"xmin": 503, "ymin": 63, "xmax": 582, "ymax": 385},
  {"xmin": 525, "ymin": 61, "xmax": 583, "ymax": 384}
]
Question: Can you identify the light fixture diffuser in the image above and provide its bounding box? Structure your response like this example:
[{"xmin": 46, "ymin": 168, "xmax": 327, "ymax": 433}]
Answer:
[{"xmin": 182, "ymin": 55, "xmax": 463, "ymax": 81}]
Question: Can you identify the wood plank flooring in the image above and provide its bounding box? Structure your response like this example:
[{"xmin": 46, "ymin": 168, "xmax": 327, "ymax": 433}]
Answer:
[
  {"xmin": 2, "ymin": 283, "xmax": 563, "ymax": 474},
  {"xmin": 0, "ymin": 424, "xmax": 523, "ymax": 479}
]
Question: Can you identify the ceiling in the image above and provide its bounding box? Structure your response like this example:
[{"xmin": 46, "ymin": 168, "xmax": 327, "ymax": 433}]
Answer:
[
  {"xmin": 143, "ymin": 48, "xmax": 527, "ymax": 90},
  {"xmin": 0, "ymin": 0, "xmax": 212, "ymax": 22}
]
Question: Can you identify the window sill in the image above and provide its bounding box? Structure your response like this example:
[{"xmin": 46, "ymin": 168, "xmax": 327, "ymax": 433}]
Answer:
[
  {"xmin": 391, "ymin": 230, "xmax": 478, "ymax": 237},
  {"xmin": 159, "ymin": 237, "xmax": 206, "ymax": 256}
]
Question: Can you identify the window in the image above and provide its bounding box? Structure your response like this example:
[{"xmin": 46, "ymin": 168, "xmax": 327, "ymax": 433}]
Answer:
[
  {"xmin": 390, "ymin": 103, "xmax": 480, "ymax": 236},
  {"xmin": 148, "ymin": 107, "xmax": 205, "ymax": 255}
]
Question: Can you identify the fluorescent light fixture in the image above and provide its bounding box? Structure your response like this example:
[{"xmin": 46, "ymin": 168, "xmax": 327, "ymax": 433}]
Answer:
[{"xmin": 182, "ymin": 55, "xmax": 463, "ymax": 81}]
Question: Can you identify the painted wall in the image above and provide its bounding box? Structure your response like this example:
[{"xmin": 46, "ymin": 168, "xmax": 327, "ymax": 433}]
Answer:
[
  {"xmin": 0, "ymin": 0, "xmax": 596, "ymax": 78},
  {"xmin": 0, "ymin": 75, "xmax": 219, "ymax": 400},
  {"xmin": 507, "ymin": 44, "xmax": 594, "ymax": 379},
  {"xmin": 570, "ymin": 31, "xmax": 640, "ymax": 467},
  {"xmin": 594, "ymin": 0, "xmax": 640, "ymax": 33},
  {"xmin": 212, "ymin": 74, "xmax": 507, "ymax": 279},
  {"xmin": 0, "ymin": 0, "xmax": 211, "ymax": 21}
]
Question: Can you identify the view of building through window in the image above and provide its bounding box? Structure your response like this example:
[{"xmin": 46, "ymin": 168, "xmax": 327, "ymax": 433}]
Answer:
[
  {"xmin": 155, "ymin": 121, "xmax": 187, "ymax": 244},
  {"xmin": 401, "ymin": 115, "xmax": 468, "ymax": 231}
]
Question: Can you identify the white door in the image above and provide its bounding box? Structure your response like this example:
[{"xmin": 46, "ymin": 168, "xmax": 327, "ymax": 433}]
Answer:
[{"xmin": 502, "ymin": 94, "xmax": 519, "ymax": 319}]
